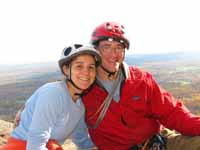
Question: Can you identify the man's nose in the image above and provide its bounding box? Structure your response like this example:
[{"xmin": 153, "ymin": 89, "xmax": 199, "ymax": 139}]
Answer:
[{"xmin": 110, "ymin": 48, "xmax": 118, "ymax": 56}]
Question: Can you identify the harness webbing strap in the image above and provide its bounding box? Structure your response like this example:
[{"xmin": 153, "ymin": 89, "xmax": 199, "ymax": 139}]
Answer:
[{"xmin": 89, "ymin": 69, "xmax": 122, "ymax": 129}]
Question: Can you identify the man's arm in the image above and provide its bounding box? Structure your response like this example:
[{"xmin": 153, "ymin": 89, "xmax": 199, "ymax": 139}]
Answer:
[{"xmin": 149, "ymin": 74, "xmax": 200, "ymax": 135}]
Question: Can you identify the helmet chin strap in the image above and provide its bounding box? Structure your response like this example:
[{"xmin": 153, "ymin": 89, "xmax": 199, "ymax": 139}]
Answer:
[
  {"xmin": 66, "ymin": 78, "xmax": 83, "ymax": 95},
  {"xmin": 67, "ymin": 65, "xmax": 96, "ymax": 96},
  {"xmin": 100, "ymin": 65, "xmax": 116, "ymax": 78},
  {"xmin": 67, "ymin": 66, "xmax": 84, "ymax": 96}
]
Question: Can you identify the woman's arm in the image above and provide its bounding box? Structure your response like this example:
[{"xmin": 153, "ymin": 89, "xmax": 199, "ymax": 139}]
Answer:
[
  {"xmin": 27, "ymin": 87, "xmax": 63, "ymax": 150},
  {"xmin": 71, "ymin": 115, "xmax": 97, "ymax": 150}
]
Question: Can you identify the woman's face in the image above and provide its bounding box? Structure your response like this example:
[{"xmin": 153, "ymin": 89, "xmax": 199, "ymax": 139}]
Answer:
[{"xmin": 64, "ymin": 54, "xmax": 97, "ymax": 90}]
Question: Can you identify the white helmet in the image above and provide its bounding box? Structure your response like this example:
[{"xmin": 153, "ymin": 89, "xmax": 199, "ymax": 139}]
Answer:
[{"xmin": 58, "ymin": 44, "xmax": 101, "ymax": 72}]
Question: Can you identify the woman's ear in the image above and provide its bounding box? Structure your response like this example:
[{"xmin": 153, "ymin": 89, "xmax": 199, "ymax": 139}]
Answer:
[{"xmin": 62, "ymin": 65, "xmax": 69, "ymax": 76}]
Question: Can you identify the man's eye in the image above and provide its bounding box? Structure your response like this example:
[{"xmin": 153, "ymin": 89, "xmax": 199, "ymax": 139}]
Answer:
[
  {"xmin": 117, "ymin": 45, "xmax": 124, "ymax": 49},
  {"xmin": 103, "ymin": 46, "xmax": 110, "ymax": 49},
  {"xmin": 116, "ymin": 47, "xmax": 124, "ymax": 51},
  {"xmin": 102, "ymin": 46, "xmax": 110, "ymax": 50}
]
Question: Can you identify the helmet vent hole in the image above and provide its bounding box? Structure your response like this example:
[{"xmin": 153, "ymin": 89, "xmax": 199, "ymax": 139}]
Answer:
[
  {"xmin": 106, "ymin": 23, "xmax": 112, "ymax": 31},
  {"xmin": 74, "ymin": 44, "xmax": 83, "ymax": 49},
  {"xmin": 64, "ymin": 47, "xmax": 72, "ymax": 56}
]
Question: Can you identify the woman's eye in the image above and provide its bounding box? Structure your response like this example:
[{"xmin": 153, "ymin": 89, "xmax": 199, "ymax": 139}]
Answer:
[
  {"xmin": 75, "ymin": 65, "xmax": 82, "ymax": 69},
  {"xmin": 89, "ymin": 66, "xmax": 96, "ymax": 71}
]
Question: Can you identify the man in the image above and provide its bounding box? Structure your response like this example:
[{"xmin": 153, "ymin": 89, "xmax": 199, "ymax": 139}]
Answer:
[{"xmin": 82, "ymin": 22, "xmax": 200, "ymax": 150}]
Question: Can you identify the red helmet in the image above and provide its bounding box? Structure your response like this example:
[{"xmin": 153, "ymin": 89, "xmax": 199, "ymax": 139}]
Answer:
[{"xmin": 90, "ymin": 22, "xmax": 130, "ymax": 49}]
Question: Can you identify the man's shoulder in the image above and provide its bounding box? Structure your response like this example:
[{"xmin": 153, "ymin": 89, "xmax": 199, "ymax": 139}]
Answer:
[{"xmin": 128, "ymin": 66, "xmax": 152, "ymax": 79}]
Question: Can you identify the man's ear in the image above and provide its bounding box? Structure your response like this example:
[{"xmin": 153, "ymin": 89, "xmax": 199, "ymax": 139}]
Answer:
[{"xmin": 62, "ymin": 65, "xmax": 69, "ymax": 76}]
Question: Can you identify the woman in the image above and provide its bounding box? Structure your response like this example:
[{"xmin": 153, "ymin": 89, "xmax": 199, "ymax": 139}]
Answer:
[{"xmin": 0, "ymin": 44, "xmax": 101, "ymax": 150}]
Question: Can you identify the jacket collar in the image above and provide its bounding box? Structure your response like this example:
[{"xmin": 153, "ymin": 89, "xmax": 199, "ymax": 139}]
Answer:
[
  {"xmin": 96, "ymin": 61, "xmax": 130, "ymax": 87},
  {"xmin": 121, "ymin": 62, "xmax": 130, "ymax": 80}
]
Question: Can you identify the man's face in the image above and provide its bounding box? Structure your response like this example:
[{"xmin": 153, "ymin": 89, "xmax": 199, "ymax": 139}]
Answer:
[{"xmin": 97, "ymin": 40, "xmax": 125, "ymax": 73}]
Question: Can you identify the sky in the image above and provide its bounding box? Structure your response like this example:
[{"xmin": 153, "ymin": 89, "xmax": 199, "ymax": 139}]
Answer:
[{"xmin": 0, "ymin": 0, "xmax": 200, "ymax": 65}]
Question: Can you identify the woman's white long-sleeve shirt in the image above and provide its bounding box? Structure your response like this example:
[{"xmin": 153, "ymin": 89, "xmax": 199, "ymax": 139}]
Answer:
[{"xmin": 12, "ymin": 80, "xmax": 93, "ymax": 150}]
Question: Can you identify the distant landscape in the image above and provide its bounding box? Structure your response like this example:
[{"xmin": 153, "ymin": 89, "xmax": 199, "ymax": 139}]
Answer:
[
  {"xmin": 0, "ymin": 62, "xmax": 61, "ymax": 121},
  {"xmin": 0, "ymin": 51, "xmax": 200, "ymax": 122}
]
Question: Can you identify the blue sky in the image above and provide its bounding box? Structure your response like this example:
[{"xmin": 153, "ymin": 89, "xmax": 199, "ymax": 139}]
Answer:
[{"xmin": 0, "ymin": 0, "xmax": 200, "ymax": 64}]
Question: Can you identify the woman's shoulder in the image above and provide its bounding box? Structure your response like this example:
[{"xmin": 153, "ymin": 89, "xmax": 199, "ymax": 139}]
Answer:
[
  {"xmin": 34, "ymin": 81, "xmax": 68, "ymax": 109},
  {"xmin": 35, "ymin": 80, "xmax": 67, "ymax": 99},
  {"xmin": 40, "ymin": 80, "xmax": 64, "ymax": 91}
]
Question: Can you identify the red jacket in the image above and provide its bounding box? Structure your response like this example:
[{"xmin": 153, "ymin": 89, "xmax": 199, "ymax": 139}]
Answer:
[{"xmin": 83, "ymin": 64, "xmax": 200, "ymax": 150}]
